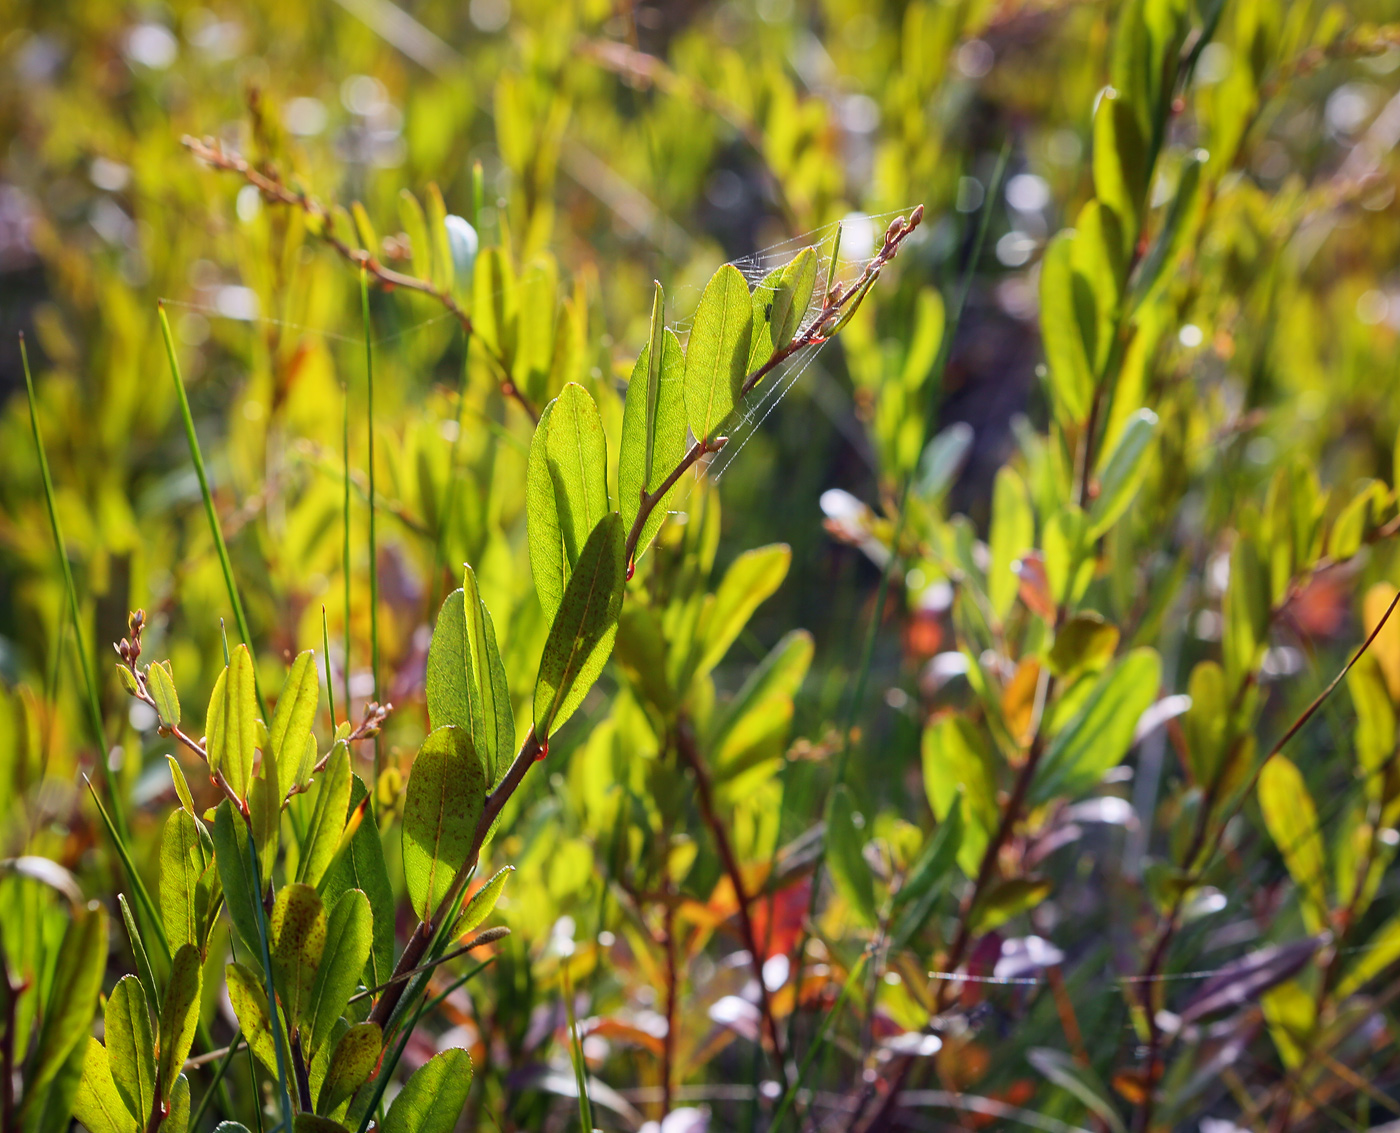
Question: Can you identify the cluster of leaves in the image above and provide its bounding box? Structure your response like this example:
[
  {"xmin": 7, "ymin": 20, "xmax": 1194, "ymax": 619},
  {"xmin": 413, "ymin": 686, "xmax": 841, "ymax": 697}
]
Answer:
[{"xmin": 3, "ymin": 0, "xmax": 1400, "ymax": 1131}]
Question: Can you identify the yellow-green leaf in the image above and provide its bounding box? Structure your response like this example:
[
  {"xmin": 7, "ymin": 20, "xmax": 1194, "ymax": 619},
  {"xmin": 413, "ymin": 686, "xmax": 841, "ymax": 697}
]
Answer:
[
  {"xmin": 270, "ymin": 883, "xmax": 329, "ymax": 1033},
  {"xmin": 683, "ymin": 264, "xmax": 752, "ymax": 442},
  {"xmin": 402, "ymin": 726, "xmax": 488, "ymax": 920},
  {"xmin": 104, "ymin": 976, "xmax": 154, "ymax": 1122},
  {"xmin": 1257, "ymin": 755, "xmax": 1329, "ymax": 934},
  {"xmin": 158, "ymin": 944, "xmax": 203, "ymax": 1104}
]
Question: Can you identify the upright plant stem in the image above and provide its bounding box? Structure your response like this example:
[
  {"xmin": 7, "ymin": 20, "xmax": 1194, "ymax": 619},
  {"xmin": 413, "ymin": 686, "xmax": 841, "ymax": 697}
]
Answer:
[
  {"xmin": 157, "ymin": 305, "xmax": 267, "ymax": 720},
  {"xmin": 360, "ymin": 270, "xmax": 382, "ymax": 782},
  {"xmin": 323, "ymin": 604, "xmax": 337, "ymax": 728},
  {"xmin": 343, "ymin": 341, "xmax": 353, "ymax": 729},
  {"xmin": 20, "ymin": 334, "xmax": 130, "ymax": 842}
]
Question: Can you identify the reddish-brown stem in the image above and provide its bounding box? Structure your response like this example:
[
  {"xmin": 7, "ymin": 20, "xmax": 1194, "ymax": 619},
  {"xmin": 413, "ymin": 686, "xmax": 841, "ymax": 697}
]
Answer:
[
  {"xmin": 675, "ymin": 719, "xmax": 788, "ymax": 1071},
  {"xmin": 180, "ymin": 136, "xmax": 537, "ymax": 424}
]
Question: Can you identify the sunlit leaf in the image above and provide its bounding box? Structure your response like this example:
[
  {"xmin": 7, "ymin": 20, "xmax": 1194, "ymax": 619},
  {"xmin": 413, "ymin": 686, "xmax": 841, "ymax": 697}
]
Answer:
[
  {"xmin": 684, "ymin": 264, "xmax": 752, "ymax": 442},
  {"xmin": 402, "ymin": 726, "xmax": 488, "ymax": 920},
  {"xmin": 381, "ymin": 1048, "xmax": 474, "ymax": 1133},
  {"xmin": 305, "ymin": 888, "xmax": 372, "ymax": 1057}
]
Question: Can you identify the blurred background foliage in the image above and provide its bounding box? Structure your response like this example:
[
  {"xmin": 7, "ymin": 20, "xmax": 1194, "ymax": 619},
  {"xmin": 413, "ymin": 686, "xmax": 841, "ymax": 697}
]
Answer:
[{"xmin": 5, "ymin": 0, "xmax": 1400, "ymax": 1128}]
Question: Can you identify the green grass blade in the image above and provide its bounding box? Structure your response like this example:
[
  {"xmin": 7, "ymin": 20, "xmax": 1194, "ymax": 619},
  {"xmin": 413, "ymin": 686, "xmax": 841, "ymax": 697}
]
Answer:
[
  {"xmin": 342, "ymin": 332, "xmax": 353, "ymax": 728},
  {"xmin": 22, "ymin": 334, "xmax": 128, "ymax": 844},
  {"xmin": 360, "ymin": 270, "xmax": 381, "ymax": 782},
  {"xmin": 562, "ymin": 962, "xmax": 594, "ymax": 1132},
  {"xmin": 769, "ymin": 952, "xmax": 867, "ymax": 1132},
  {"xmin": 157, "ymin": 304, "xmax": 267, "ymax": 721},
  {"xmin": 322, "ymin": 604, "xmax": 337, "ymax": 728},
  {"xmin": 246, "ymin": 836, "xmax": 294, "ymax": 1126},
  {"xmin": 83, "ymin": 774, "xmax": 167, "ymax": 961}
]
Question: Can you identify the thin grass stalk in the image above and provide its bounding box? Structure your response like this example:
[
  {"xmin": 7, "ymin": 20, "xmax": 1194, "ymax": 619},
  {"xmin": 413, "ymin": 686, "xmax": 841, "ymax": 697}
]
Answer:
[
  {"xmin": 770, "ymin": 951, "xmax": 868, "ymax": 1132},
  {"xmin": 322, "ymin": 604, "xmax": 337, "ymax": 728},
  {"xmin": 187, "ymin": 1028, "xmax": 242, "ymax": 1132},
  {"xmin": 342, "ymin": 345, "xmax": 353, "ymax": 728},
  {"xmin": 157, "ymin": 305, "xmax": 267, "ymax": 720},
  {"xmin": 428, "ymin": 328, "xmax": 472, "ymax": 623},
  {"xmin": 360, "ymin": 270, "xmax": 381, "ymax": 782},
  {"xmin": 21, "ymin": 335, "xmax": 129, "ymax": 842},
  {"xmin": 562, "ymin": 961, "xmax": 595, "ymax": 1132},
  {"xmin": 247, "ymin": 836, "xmax": 294, "ymax": 1127},
  {"xmin": 83, "ymin": 775, "xmax": 167, "ymax": 958}
]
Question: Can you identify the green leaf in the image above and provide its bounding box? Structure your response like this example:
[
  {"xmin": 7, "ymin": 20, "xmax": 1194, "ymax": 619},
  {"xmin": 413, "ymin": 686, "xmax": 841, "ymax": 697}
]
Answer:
[
  {"xmin": 695, "ymin": 544, "xmax": 791, "ymax": 677},
  {"xmin": 1048, "ymin": 613, "xmax": 1120, "ymax": 679},
  {"xmin": 988, "ymin": 466, "xmax": 1034, "ymax": 622},
  {"xmin": 1089, "ymin": 408, "xmax": 1157, "ymax": 537},
  {"xmin": 1257, "ymin": 755, "xmax": 1329, "ymax": 934},
  {"xmin": 451, "ymin": 866, "xmax": 513, "ymax": 938},
  {"xmin": 1330, "ymin": 480, "xmax": 1380, "ymax": 562},
  {"xmin": 298, "ymin": 741, "xmax": 352, "ymax": 890},
  {"xmin": 248, "ymin": 760, "xmax": 280, "ymax": 887},
  {"xmin": 206, "ymin": 644, "xmax": 258, "ymax": 799},
  {"xmin": 295, "ymin": 1116, "xmax": 349, "ymax": 1133},
  {"xmin": 165, "ymin": 1074, "xmax": 190, "ymax": 1133},
  {"xmin": 1028, "ymin": 1047, "xmax": 1127, "ymax": 1133},
  {"xmin": 922, "ymin": 717, "xmax": 998, "ymax": 877},
  {"xmin": 104, "ymin": 976, "xmax": 155, "ymax": 1122},
  {"xmin": 402, "ymin": 726, "xmax": 488, "ymax": 920},
  {"xmin": 25, "ymin": 901, "xmax": 106, "ymax": 1104},
  {"xmin": 970, "ymin": 876, "xmax": 1053, "ymax": 933},
  {"xmin": 1261, "ymin": 979, "xmax": 1314, "ymax": 1070},
  {"xmin": 321, "ymin": 776, "xmax": 394, "ymax": 990},
  {"xmin": 618, "ymin": 320, "xmax": 687, "ymax": 556},
  {"xmin": 397, "ymin": 189, "xmax": 431, "ymax": 282},
  {"xmin": 709, "ymin": 629, "xmax": 813, "ymax": 779},
  {"xmin": 30, "ymin": 1022, "xmax": 90, "ymax": 1133},
  {"xmin": 526, "ymin": 399, "xmax": 565, "ymax": 622},
  {"xmin": 683, "ymin": 264, "xmax": 753, "ymax": 442},
  {"xmin": 890, "ymin": 796, "xmax": 964, "ymax": 953},
  {"xmin": 212, "ymin": 799, "xmax": 262, "ymax": 960},
  {"xmin": 117, "ymin": 895, "xmax": 159, "ymax": 1023},
  {"xmin": 1183, "ymin": 660, "xmax": 1228, "ymax": 788},
  {"xmin": 160, "ymin": 809, "xmax": 212, "ymax": 953},
  {"xmin": 426, "ymin": 587, "xmax": 471, "ymax": 735},
  {"xmin": 1032, "ymin": 648, "xmax": 1161, "ymax": 803},
  {"xmin": 1092, "ymin": 85, "xmax": 1147, "ymax": 252},
  {"xmin": 533, "ymin": 512, "xmax": 626, "ymax": 738},
  {"xmin": 318, "ymin": 1023, "xmax": 382, "ymax": 1117},
  {"xmin": 306, "ymin": 888, "xmax": 373, "ymax": 1057},
  {"xmin": 1337, "ymin": 910, "xmax": 1400, "ymax": 1000},
  {"xmin": 381, "ymin": 1048, "xmax": 474, "ymax": 1133},
  {"xmin": 158, "ymin": 944, "xmax": 203, "ymax": 1104},
  {"xmin": 166, "ymin": 755, "xmax": 196, "ymax": 816},
  {"xmin": 270, "ymin": 651, "xmax": 320, "ymax": 802},
  {"xmin": 1039, "ymin": 233, "xmax": 1095, "ymax": 424},
  {"xmin": 1222, "ymin": 537, "xmax": 1269, "ymax": 691},
  {"xmin": 1044, "ymin": 504, "xmax": 1093, "ymax": 608},
  {"xmin": 462, "ymin": 565, "xmax": 514, "ymax": 783},
  {"xmin": 226, "ymin": 962, "xmax": 285, "ymax": 1080},
  {"xmin": 826, "ymin": 785, "xmax": 877, "ymax": 927},
  {"xmin": 547, "ymin": 383, "xmax": 609, "ymax": 573},
  {"xmin": 426, "ymin": 183, "xmax": 453, "ymax": 295},
  {"xmin": 748, "ymin": 247, "xmax": 817, "ymax": 371},
  {"xmin": 270, "ymin": 883, "xmax": 329, "ymax": 1033},
  {"xmin": 147, "ymin": 661, "xmax": 180, "ymax": 729},
  {"xmin": 73, "ymin": 1039, "xmax": 137, "ymax": 1133}
]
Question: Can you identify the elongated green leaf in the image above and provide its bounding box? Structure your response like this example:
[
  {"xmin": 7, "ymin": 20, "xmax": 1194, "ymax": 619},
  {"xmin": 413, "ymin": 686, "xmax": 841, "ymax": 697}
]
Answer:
[
  {"xmin": 402, "ymin": 726, "xmax": 488, "ymax": 920},
  {"xmin": 533, "ymin": 512, "xmax": 626, "ymax": 738},
  {"xmin": 270, "ymin": 883, "xmax": 329, "ymax": 1033},
  {"xmin": 618, "ymin": 324, "xmax": 686, "ymax": 557},
  {"xmin": 826, "ymin": 785, "xmax": 877, "ymax": 927},
  {"xmin": 1048, "ymin": 613, "xmax": 1120, "ymax": 679},
  {"xmin": 226, "ymin": 962, "xmax": 285, "ymax": 1080},
  {"xmin": 890, "ymin": 796, "xmax": 965, "ymax": 953},
  {"xmin": 26, "ymin": 901, "xmax": 106, "ymax": 1103},
  {"xmin": 206, "ymin": 644, "xmax": 258, "ymax": 799},
  {"xmin": 298, "ymin": 741, "xmax": 351, "ymax": 890},
  {"xmin": 1258, "ymin": 755, "xmax": 1329, "ymax": 934},
  {"xmin": 1028, "ymin": 1047, "xmax": 1127, "ymax": 1133},
  {"xmin": 306, "ymin": 888, "xmax": 373, "ymax": 1057},
  {"xmin": 161, "ymin": 810, "xmax": 212, "ymax": 953},
  {"xmin": 749, "ymin": 247, "xmax": 817, "ymax": 372},
  {"xmin": 73, "ymin": 1038, "xmax": 136, "ymax": 1133},
  {"xmin": 1044, "ymin": 504, "xmax": 1093, "ymax": 608},
  {"xmin": 105, "ymin": 976, "xmax": 155, "ymax": 1122},
  {"xmin": 970, "ymin": 876, "xmax": 1053, "ymax": 932},
  {"xmin": 295, "ymin": 1115, "xmax": 348, "ymax": 1133},
  {"xmin": 922, "ymin": 717, "xmax": 998, "ymax": 877},
  {"xmin": 322, "ymin": 776, "xmax": 394, "ymax": 990},
  {"xmin": 1184, "ymin": 660, "xmax": 1228, "ymax": 788},
  {"xmin": 270, "ymin": 651, "xmax": 319, "ymax": 802},
  {"xmin": 166, "ymin": 755, "xmax": 196, "ymax": 816},
  {"xmin": 988, "ymin": 466, "xmax": 1034, "ymax": 622},
  {"xmin": 1337, "ymin": 911, "xmax": 1400, "ymax": 1000},
  {"xmin": 462, "ymin": 564, "xmax": 513, "ymax": 783},
  {"xmin": 248, "ymin": 758, "xmax": 280, "ymax": 886},
  {"xmin": 1089, "ymin": 408, "xmax": 1157, "ymax": 537},
  {"xmin": 165, "ymin": 1074, "xmax": 190, "ymax": 1133},
  {"xmin": 546, "ymin": 382, "xmax": 609, "ymax": 568},
  {"xmin": 684, "ymin": 264, "xmax": 752, "ymax": 442},
  {"xmin": 118, "ymin": 895, "xmax": 159, "ymax": 1022},
  {"xmin": 158, "ymin": 944, "xmax": 203, "ymax": 1104},
  {"xmin": 1032, "ymin": 648, "xmax": 1161, "ymax": 803},
  {"xmin": 709, "ymin": 629, "xmax": 813, "ymax": 778},
  {"xmin": 381, "ymin": 1048, "xmax": 474, "ymax": 1133},
  {"xmin": 426, "ymin": 587, "xmax": 471, "ymax": 734},
  {"xmin": 212, "ymin": 799, "xmax": 261, "ymax": 959},
  {"xmin": 452, "ymin": 866, "xmax": 513, "ymax": 938},
  {"xmin": 526, "ymin": 400, "xmax": 565, "ymax": 622},
  {"xmin": 695, "ymin": 544, "xmax": 791, "ymax": 677},
  {"xmin": 1092, "ymin": 86, "xmax": 1147, "ymax": 252},
  {"xmin": 1039, "ymin": 233, "xmax": 1095, "ymax": 424},
  {"xmin": 30, "ymin": 1021, "xmax": 89, "ymax": 1133},
  {"xmin": 147, "ymin": 661, "xmax": 180, "ymax": 729},
  {"xmin": 318, "ymin": 1022, "xmax": 382, "ymax": 1117},
  {"xmin": 398, "ymin": 188, "xmax": 431, "ymax": 281}
]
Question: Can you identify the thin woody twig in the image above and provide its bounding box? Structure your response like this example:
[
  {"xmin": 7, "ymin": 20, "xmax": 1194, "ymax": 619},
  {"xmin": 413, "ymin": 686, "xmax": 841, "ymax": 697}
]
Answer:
[{"xmin": 180, "ymin": 135, "xmax": 538, "ymax": 423}]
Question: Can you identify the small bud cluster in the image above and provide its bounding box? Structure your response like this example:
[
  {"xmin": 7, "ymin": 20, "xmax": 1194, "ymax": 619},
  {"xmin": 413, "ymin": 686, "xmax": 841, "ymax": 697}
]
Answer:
[{"xmin": 115, "ymin": 608, "xmax": 146, "ymax": 668}]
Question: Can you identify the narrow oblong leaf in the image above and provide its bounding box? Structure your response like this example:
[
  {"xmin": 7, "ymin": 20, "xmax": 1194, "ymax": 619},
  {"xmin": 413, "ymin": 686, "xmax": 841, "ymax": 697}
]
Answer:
[
  {"xmin": 1039, "ymin": 233, "xmax": 1094, "ymax": 424},
  {"xmin": 298, "ymin": 741, "xmax": 352, "ymax": 890},
  {"xmin": 305, "ymin": 888, "xmax": 373, "ymax": 1057},
  {"xmin": 270, "ymin": 651, "xmax": 320, "ymax": 802},
  {"xmin": 270, "ymin": 883, "xmax": 329, "ymax": 1033},
  {"xmin": 526, "ymin": 399, "xmax": 565, "ymax": 622},
  {"xmin": 1257, "ymin": 755, "xmax": 1329, "ymax": 934},
  {"xmin": 158, "ymin": 944, "xmax": 203, "ymax": 1104},
  {"xmin": 1089, "ymin": 408, "xmax": 1157, "ymax": 537},
  {"xmin": 27, "ymin": 901, "xmax": 107, "ymax": 1102},
  {"xmin": 147, "ymin": 660, "xmax": 180, "ymax": 729},
  {"xmin": 618, "ymin": 323, "xmax": 686, "ymax": 557},
  {"xmin": 72, "ymin": 1038, "xmax": 136, "ymax": 1133},
  {"xmin": 684, "ymin": 264, "xmax": 752, "ymax": 442},
  {"xmin": 1028, "ymin": 1047, "xmax": 1127, "ymax": 1133},
  {"xmin": 226, "ymin": 962, "xmax": 285, "ymax": 1080},
  {"xmin": 1178, "ymin": 938, "xmax": 1322, "ymax": 1026},
  {"xmin": 381, "ymin": 1048, "xmax": 474, "ymax": 1133},
  {"xmin": 546, "ymin": 382, "xmax": 610, "ymax": 568},
  {"xmin": 749, "ymin": 247, "xmax": 817, "ymax": 372},
  {"xmin": 402, "ymin": 726, "xmax": 488, "ymax": 920},
  {"xmin": 826, "ymin": 785, "xmax": 877, "ymax": 927},
  {"xmin": 533, "ymin": 512, "xmax": 626, "ymax": 738},
  {"xmin": 318, "ymin": 1022, "xmax": 382, "ymax": 1117},
  {"xmin": 213, "ymin": 798, "xmax": 262, "ymax": 959},
  {"xmin": 988, "ymin": 466, "xmax": 1034, "ymax": 622},
  {"xmin": 206, "ymin": 643, "xmax": 258, "ymax": 799},
  {"xmin": 160, "ymin": 810, "xmax": 211, "ymax": 953},
  {"xmin": 118, "ymin": 895, "xmax": 159, "ymax": 1021},
  {"xmin": 104, "ymin": 976, "xmax": 155, "ymax": 1122},
  {"xmin": 695, "ymin": 544, "xmax": 791, "ymax": 677},
  {"xmin": 922, "ymin": 717, "xmax": 998, "ymax": 877},
  {"xmin": 321, "ymin": 776, "xmax": 394, "ymax": 990},
  {"xmin": 890, "ymin": 797, "xmax": 965, "ymax": 953},
  {"xmin": 425, "ymin": 587, "xmax": 471, "ymax": 735},
  {"xmin": 452, "ymin": 866, "xmax": 513, "ymax": 938},
  {"xmin": 462, "ymin": 564, "xmax": 514, "ymax": 783}
]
